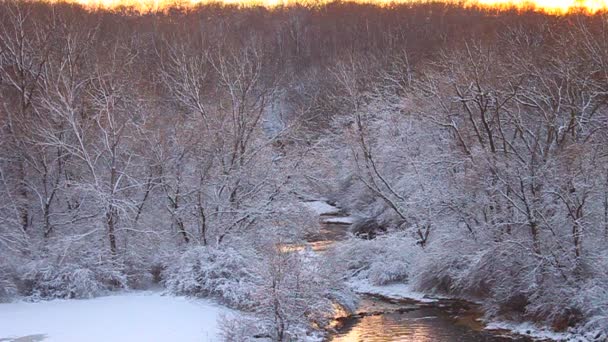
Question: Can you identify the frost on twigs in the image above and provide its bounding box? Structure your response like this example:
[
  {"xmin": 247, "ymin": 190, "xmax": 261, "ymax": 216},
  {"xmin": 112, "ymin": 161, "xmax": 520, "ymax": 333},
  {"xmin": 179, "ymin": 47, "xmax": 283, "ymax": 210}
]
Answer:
[
  {"xmin": 18, "ymin": 259, "xmax": 128, "ymax": 300},
  {"xmin": 0, "ymin": 267, "xmax": 17, "ymax": 302},
  {"xmin": 2, "ymin": 2, "xmax": 608, "ymax": 340},
  {"xmin": 165, "ymin": 242, "xmax": 357, "ymax": 340},
  {"xmin": 331, "ymin": 232, "xmax": 419, "ymax": 286},
  {"xmin": 163, "ymin": 246, "xmax": 260, "ymax": 310}
]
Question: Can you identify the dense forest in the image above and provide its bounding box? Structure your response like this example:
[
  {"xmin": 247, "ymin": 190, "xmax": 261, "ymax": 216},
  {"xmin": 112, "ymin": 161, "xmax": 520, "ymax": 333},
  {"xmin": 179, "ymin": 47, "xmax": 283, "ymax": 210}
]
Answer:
[{"xmin": 1, "ymin": 0, "xmax": 608, "ymax": 340}]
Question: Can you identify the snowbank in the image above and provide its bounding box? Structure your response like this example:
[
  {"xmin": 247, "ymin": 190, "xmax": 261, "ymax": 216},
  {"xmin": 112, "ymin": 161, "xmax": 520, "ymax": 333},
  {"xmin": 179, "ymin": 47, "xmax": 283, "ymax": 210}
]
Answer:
[
  {"xmin": 348, "ymin": 279, "xmax": 437, "ymax": 303},
  {"xmin": 303, "ymin": 201, "xmax": 341, "ymax": 216},
  {"xmin": 321, "ymin": 216, "xmax": 355, "ymax": 224},
  {"xmin": 0, "ymin": 291, "xmax": 233, "ymax": 342},
  {"xmin": 485, "ymin": 321, "xmax": 573, "ymax": 341}
]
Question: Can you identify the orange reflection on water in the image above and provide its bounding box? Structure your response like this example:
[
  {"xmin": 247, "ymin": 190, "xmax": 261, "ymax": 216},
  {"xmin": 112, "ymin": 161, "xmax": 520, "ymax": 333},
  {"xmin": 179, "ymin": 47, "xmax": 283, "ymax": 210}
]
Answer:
[
  {"xmin": 331, "ymin": 314, "xmax": 436, "ymax": 342},
  {"xmin": 278, "ymin": 240, "xmax": 334, "ymax": 253}
]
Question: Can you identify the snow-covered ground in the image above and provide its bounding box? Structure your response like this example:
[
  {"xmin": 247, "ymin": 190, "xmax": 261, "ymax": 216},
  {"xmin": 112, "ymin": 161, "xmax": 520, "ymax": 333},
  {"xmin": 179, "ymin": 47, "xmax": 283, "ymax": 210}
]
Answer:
[
  {"xmin": 321, "ymin": 216, "xmax": 355, "ymax": 224},
  {"xmin": 303, "ymin": 200, "xmax": 356, "ymax": 224},
  {"xmin": 485, "ymin": 321, "xmax": 574, "ymax": 341},
  {"xmin": 0, "ymin": 291, "xmax": 233, "ymax": 342},
  {"xmin": 303, "ymin": 201, "xmax": 341, "ymax": 216},
  {"xmin": 349, "ymin": 279, "xmax": 438, "ymax": 303}
]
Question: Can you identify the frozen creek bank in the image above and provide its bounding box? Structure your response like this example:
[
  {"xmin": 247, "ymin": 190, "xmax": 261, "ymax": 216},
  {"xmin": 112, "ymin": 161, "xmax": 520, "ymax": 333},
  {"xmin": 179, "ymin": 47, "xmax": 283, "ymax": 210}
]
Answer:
[
  {"xmin": 304, "ymin": 201, "xmax": 572, "ymax": 342},
  {"xmin": 0, "ymin": 291, "xmax": 233, "ymax": 342}
]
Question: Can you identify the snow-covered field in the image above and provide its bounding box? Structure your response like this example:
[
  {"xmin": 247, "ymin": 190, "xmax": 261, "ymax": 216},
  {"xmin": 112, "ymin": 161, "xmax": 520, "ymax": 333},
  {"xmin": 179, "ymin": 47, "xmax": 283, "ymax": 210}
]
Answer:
[{"xmin": 0, "ymin": 291, "xmax": 232, "ymax": 342}]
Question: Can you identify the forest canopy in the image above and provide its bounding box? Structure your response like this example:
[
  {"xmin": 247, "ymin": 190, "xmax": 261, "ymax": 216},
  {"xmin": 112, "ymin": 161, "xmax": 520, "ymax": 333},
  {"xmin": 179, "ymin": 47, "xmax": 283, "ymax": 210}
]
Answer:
[{"xmin": 1, "ymin": 0, "xmax": 608, "ymax": 340}]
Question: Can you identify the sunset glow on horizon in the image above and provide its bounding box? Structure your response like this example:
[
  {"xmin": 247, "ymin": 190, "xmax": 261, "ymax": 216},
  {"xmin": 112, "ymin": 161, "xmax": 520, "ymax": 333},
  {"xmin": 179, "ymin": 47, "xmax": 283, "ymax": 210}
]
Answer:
[{"xmin": 42, "ymin": 0, "xmax": 608, "ymax": 13}]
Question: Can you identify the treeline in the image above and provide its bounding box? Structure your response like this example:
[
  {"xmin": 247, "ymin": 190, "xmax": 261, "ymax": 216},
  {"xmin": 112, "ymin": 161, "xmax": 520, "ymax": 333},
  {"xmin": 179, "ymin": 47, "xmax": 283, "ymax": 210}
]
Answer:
[{"xmin": 1, "ymin": 0, "xmax": 608, "ymax": 339}]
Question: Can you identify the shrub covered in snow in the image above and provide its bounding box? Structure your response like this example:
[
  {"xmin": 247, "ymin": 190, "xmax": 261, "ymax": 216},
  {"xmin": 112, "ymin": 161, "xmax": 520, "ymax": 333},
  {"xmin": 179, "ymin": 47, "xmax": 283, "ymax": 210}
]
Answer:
[
  {"xmin": 0, "ymin": 235, "xmax": 149, "ymax": 300},
  {"xmin": 219, "ymin": 315, "xmax": 264, "ymax": 342},
  {"xmin": 18, "ymin": 259, "xmax": 127, "ymax": 300},
  {"xmin": 410, "ymin": 236, "xmax": 608, "ymax": 335},
  {"xmin": 163, "ymin": 246, "xmax": 260, "ymax": 310},
  {"xmin": 332, "ymin": 232, "xmax": 419, "ymax": 286},
  {"xmin": 246, "ymin": 248, "xmax": 356, "ymax": 341},
  {"xmin": 165, "ymin": 242, "xmax": 357, "ymax": 341},
  {"xmin": 573, "ymin": 255, "xmax": 608, "ymax": 339},
  {"xmin": 0, "ymin": 265, "xmax": 17, "ymax": 302}
]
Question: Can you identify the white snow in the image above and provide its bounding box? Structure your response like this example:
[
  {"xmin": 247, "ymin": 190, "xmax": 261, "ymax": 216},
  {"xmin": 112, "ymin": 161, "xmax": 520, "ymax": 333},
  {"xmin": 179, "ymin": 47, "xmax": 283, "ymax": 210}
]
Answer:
[
  {"xmin": 321, "ymin": 217, "xmax": 355, "ymax": 224},
  {"xmin": 303, "ymin": 201, "xmax": 341, "ymax": 216},
  {"xmin": 485, "ymin": 321, "xmax": 575, "ymax": 341},
  {"xmin": 348, "ymin": 279, "xmax": 438, "ymax": 303},
  {"xmin": 0, "ymin": 291, "xmax": 233, "ymax": 342}
]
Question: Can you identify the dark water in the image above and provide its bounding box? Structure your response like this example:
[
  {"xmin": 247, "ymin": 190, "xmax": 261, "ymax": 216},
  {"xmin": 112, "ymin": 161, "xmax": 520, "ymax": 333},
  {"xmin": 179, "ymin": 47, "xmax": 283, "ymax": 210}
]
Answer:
[{"xmin": 306, "ymin": 222, "xmax": 351, "ymax": 251}]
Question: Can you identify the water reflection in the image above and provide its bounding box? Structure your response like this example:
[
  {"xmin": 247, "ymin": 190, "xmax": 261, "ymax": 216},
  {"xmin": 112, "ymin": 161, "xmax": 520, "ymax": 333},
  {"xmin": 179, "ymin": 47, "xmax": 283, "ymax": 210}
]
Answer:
[
  {"xmin": 330, "ymin": 297, "xmax": 534, "ymax": 342},
  {"xmin": 278, "ymin": 240, "xmax": 335, "ymax": 253},
  {"xmin": 333, "ymin": 313, "xmax": 436, "ymax": 342},
  {"xmin": 279, "ymin": 223, "xmax": 351, "ymax": 254}
]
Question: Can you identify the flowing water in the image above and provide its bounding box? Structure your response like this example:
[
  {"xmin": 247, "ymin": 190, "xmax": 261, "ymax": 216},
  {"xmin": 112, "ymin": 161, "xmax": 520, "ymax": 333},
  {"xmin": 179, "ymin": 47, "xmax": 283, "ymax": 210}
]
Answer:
[
  {"xmin": 302, "ymin": 208, "xmax": 544, "ymax": 342},
  {"xmin": 329, "ymin": 295, "xmax": 536, "ymax": 342}
]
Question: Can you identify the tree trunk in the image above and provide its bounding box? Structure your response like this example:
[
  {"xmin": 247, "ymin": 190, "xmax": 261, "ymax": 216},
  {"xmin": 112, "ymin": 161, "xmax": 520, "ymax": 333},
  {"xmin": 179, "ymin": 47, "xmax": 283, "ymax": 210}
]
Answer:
[{"xmin": 107, "ymin": 208, "xmax": 117, "ymax": 255}]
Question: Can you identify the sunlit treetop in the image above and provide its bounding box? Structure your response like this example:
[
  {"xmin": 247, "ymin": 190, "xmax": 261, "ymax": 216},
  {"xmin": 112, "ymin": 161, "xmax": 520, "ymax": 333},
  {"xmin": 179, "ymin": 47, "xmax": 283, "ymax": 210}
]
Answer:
[
  {"xmin": 41, "ymin": 0, "xmax": 608, "ymax": 14},
  {"xmin": 475, "ymin": 0, "xmax": 607, "ymax": 13}
]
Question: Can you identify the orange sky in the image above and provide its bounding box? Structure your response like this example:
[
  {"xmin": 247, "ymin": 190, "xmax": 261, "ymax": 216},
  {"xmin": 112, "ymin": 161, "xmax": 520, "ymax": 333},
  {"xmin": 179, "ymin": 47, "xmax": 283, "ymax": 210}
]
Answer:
[{"xmin": 45, "ymin": 0, "xmax": 608, "ymax": 13}]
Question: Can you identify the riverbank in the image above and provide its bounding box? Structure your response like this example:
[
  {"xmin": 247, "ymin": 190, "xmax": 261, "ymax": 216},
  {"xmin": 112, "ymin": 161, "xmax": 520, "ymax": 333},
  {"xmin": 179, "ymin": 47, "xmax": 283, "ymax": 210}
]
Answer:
[
  {"xmin": 312, "ymin": 197, "xmax": 602, "ymax": 342},
  {"xmin": 344, "ymin": 279, "xmax": 584, "ymax": 342}
]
